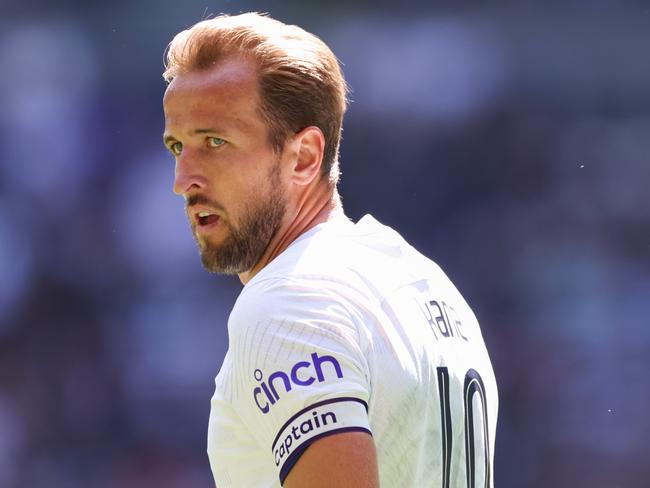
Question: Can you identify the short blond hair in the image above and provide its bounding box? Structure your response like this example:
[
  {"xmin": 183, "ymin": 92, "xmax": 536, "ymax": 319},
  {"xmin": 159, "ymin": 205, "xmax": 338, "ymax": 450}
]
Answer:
[{"xmin": 164, "ymin": 12, "xmax": 348, "ymax": 183}]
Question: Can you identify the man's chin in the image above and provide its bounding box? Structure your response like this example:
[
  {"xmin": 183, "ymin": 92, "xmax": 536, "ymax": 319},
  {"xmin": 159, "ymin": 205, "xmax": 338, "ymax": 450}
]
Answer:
[
  {"xmin": 194, "ymin": 230, "xmax": 218, "ymax": 247},
  {"xmin": 198, "ymin": 242, "xmax": 253, "ymax": 275},
  {"xmin": 200, "ymin": 257, "xmax": 232, "ymax": 275},
  {"xmin": 196, "ymin": 235, "xmax": 228, "ymax": 257},
  {"xmin": 198, "ymin": 250, "xmax": 231, "ymax": 274}
]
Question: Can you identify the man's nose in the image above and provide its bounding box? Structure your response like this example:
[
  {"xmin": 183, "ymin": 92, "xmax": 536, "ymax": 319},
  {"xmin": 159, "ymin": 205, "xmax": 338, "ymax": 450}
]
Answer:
[{"xmin": 173, "ymin": 153, "xmax": 207, "ymax": 195}]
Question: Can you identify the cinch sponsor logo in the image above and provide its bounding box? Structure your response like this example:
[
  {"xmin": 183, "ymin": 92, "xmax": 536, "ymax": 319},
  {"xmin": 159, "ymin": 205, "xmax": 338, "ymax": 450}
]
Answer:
[
  {"xmin": 274, "ymin": 409, "xmax": 338, "ymax": 467},
  {"xmin": 253, "ymin": 352, "xmax": 343, "ymax": 414}
]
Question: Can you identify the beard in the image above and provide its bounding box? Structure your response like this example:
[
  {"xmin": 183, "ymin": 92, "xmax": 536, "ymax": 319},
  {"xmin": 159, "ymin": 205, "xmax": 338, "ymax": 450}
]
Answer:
[{"xmin": 191, "ymin": 164, "xmax": 286, "ymax": 275}]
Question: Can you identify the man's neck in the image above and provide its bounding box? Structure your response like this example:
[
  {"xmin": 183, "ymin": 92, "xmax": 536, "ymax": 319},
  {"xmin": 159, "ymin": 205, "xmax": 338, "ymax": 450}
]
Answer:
[{"xmin": 238, "ymin": 185, "xmax": 344, "ymax": 285}]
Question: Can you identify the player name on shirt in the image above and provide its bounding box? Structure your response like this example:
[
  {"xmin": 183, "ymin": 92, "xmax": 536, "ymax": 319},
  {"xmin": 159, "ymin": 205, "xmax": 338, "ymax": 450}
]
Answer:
[{"xmin": 419, "ymin": 298, "xmax": 469, "ymax": 342}]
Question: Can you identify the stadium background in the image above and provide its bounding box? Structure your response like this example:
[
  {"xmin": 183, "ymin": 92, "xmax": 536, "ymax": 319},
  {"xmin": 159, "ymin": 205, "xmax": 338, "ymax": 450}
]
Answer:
[{"xmin": 1, "ymin": 0, "xmax": 649, "ymax": 486}]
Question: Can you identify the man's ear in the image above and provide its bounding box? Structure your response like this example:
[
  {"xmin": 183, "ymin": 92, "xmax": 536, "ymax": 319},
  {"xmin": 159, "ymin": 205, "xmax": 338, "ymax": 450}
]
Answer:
[{"xmin": 290, "ymin": 126, "xmax": 325, "ymax": 186}]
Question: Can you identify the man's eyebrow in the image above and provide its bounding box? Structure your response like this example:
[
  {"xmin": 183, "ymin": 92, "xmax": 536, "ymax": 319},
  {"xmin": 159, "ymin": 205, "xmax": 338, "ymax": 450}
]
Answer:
[{"xmin": 163, "ymin": 128, "xmax": 227, "ymax": 145}]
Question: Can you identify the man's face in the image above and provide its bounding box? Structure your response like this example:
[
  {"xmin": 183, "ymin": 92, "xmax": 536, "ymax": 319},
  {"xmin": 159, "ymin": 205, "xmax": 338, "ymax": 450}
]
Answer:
[{"xmin": 163, "ymin": 57, "xmax": 287, "ymax": 274}]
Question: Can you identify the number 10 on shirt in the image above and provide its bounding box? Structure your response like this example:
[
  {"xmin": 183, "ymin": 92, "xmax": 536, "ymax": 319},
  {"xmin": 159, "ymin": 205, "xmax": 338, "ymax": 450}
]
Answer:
[{"xmin": 437, "ymin": 367, "xmax": 490, "ymax": 488}]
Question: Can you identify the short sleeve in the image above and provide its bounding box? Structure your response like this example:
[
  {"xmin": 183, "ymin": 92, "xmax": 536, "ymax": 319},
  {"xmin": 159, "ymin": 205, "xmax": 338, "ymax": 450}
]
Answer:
[{"xmin": 227, "ymin": 277, "xmax": 373, "ymax": 485}]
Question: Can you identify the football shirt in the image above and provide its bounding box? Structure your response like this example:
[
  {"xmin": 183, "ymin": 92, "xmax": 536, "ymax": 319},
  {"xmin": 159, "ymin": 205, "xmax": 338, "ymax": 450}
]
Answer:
[{"xmin": 208, "ymin": 214, "xmax": 498, "ymax": 487}]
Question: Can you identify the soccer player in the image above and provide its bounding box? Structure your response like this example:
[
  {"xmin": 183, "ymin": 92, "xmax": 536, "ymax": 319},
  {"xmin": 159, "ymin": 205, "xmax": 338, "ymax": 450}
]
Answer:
[{"xmin": 162, "ymin": 12, "xmax": 498, "ymax": 488}]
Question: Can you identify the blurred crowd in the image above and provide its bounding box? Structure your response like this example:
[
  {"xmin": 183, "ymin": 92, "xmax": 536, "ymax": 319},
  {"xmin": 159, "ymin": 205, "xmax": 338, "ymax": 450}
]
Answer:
[{"xmin": 0, "ymin": 2, "xmax": 648, "ymax": 487}]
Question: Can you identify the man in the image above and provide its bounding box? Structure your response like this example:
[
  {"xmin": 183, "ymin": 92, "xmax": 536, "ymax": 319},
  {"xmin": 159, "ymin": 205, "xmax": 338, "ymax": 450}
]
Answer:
[{"xmin": 162, "ymin": 12, "xmax": 497, "ymax": 488}]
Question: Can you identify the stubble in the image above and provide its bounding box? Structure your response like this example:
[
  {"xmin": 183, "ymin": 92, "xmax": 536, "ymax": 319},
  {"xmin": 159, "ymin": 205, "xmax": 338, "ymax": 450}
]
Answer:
[{"xmin": 193, "ymin": 163, "xmax": 286, "ymax": 275}]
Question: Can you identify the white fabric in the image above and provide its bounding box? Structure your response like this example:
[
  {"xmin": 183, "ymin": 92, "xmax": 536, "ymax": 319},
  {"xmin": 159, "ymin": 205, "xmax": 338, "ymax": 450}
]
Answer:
[{"xmin": 208, "ymin": 214, "xmax": 498, "ymax": 487}]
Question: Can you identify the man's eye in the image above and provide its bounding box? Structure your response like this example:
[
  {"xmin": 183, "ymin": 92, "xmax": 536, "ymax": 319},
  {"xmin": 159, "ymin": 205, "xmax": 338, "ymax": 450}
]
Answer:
[
  {"xmin": 169, "ymin": 141, "xmax": 183, "ymax": 156},
  {"xmin": 208, "ymin": 137, "xmax": 225, "ymax": 148}
]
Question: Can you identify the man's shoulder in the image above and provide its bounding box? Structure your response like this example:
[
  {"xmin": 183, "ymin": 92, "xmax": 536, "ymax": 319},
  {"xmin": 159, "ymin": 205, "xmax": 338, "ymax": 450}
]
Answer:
[
  {"xmin": 228, "ymin": 214, "xmax": 445, "ymax": 333},
  {"xmin": 229, "ymin": 273, "xmax": 365, "ymax": 333},
  {"xmin": 226, "ymin": 258, "xmax": 374, "ymax": 348},
  {"xmin": 234, "ymin": 220, "xmax": 373, "ymax": 308}
]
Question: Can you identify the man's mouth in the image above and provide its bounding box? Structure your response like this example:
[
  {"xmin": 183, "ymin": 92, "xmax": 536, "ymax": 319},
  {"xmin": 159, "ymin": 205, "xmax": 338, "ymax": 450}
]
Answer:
[{"xmin": 196, "ymin": 211, "xmax": 220, "ymax": 227}]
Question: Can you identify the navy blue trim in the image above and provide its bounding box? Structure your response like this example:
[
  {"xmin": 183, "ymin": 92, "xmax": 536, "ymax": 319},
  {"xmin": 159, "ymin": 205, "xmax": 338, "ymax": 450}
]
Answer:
[
  {"xmin": 278, "ymin": 426, "xmax": 373, "ymax": 485},
  {"xmin": 270, "ymin": 397, "xmax": 368, "ymax": 451}
]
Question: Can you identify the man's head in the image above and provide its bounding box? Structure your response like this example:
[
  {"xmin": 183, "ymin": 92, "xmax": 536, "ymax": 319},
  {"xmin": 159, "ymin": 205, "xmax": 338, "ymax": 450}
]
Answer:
[
  {"xmin": 164, "ymin": 12, "xmax": 348, "ymax": 183},
  {"xmin": 162, "ymin": 13, "xmax": 348, "ymax": 275}
]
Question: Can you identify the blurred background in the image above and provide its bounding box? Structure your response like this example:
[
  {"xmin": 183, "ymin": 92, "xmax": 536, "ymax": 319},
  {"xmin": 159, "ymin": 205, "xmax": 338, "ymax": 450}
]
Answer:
[{"xmin": 1, "ymin": 0, "xmax": 649, "ymax": 486}]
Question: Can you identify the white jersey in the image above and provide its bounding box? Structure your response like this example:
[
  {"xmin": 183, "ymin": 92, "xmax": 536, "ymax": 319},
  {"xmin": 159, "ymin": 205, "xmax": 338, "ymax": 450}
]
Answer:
[{"xmin": 208, "ymin": 214, "xmax": 498, "ymax": 487}]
